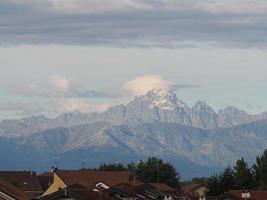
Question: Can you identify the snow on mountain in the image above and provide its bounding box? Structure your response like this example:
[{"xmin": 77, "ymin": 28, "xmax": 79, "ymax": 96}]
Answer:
[{"xmin": 124, "ymin": 89, "xmax": 191, "ymax": 125}]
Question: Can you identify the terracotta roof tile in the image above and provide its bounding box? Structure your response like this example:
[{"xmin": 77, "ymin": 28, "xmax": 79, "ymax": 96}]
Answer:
[
  {"xmin": 0, "ymin": 178, "xmax": 30, "ymax": 200},
  {"xmin": 55, "ymin": 170, "xmax": 131, "ymax": 188},
  {"xmin": 0, "ymin": 171, "xmax": 43, "ymax": 192}
]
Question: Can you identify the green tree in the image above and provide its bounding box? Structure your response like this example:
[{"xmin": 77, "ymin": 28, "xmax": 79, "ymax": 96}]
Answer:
[
  {"xmin": 233, "ymin": 158, "xmax": 253, "ymax": 189},
  {"xmin": 98, "ymin": 163, "xmax": 128, "ymax": 171},
  {"xmin": 221, "ymin": 166, "xmax": 234, "ymax": 191},
  {"xmin": 206, "ymin": 167, "xmax": 235, "ymax": 195},
  {"xmin": 135, "ymin": 157, "xmax": 180, "ymax": 188},
  {"xmin": 253, "ymin": 150, "xmax": 267, "ymax": 189},
  {"xmin": 206, "ymin": 174, "xmax": 224, "ymax": 196},
  {"xmin": 191, "ymin": 177, "xmax": 207, "ymax": 185}
]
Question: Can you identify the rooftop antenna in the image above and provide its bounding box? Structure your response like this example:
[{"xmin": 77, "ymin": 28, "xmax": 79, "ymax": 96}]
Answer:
[
  {"xmin": 157, "ymin": 160, "xmax": 160, "ymax": 191},
  {"xmin": 82, "ymin": 160, "xmax": 86, "ymax": 169},
  {"xmin": 131, "ymin": 161, "xmax": 135, "ymax": 181}
]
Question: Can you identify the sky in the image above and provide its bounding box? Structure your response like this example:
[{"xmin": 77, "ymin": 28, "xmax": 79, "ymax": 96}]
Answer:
[{"xmin": 1, "ymin": 0, "xmax": 267, "ymax": 119}]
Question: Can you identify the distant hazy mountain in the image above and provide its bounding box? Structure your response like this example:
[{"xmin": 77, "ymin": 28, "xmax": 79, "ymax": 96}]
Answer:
[
  {"xmin": 1, "ymin": 89, "xmax": 267, "ymax": 179},
  {"xmin": 0, "ymin": 89, "xmax": 266, "ymax": 137},
  {"xmin": 218, "ymin": 106, "xmax": 267, "ymax": 127},
  {"xmin": 1, "ymin": 119, "xmax": 267, "ymax": 179}
]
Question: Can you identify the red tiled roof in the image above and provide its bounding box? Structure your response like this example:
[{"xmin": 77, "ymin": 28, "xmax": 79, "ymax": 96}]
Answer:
[
  {"xmin": 55, "ymin": 170, "xmax": 131, "ymax": 188},
  {"xmin": 0, "ymin": 171, "xmax": 43, "ymax": 192},
  {"xmin": 0, "ymin": 178, "xmax": 30, "ymax": 200},
  {"xmin": 229, "ymin": 190, "xmax": 267, "ymax": 200}
]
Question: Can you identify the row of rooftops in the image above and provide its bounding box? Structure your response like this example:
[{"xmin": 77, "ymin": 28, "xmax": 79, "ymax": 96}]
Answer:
[{"xmin": 0, "ymin": 170, "xmax": 267, "ymax": 200}]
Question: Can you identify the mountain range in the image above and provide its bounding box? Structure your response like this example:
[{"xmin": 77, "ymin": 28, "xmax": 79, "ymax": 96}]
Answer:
[{"xmin": 0, "ymin": 89, "xmax": 267, "ymax": 179}]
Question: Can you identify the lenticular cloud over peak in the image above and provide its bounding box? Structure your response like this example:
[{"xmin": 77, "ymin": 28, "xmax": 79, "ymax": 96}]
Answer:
[{"xmin": 123, "ymin": 74, "xmax": 171, "ymax": 96}]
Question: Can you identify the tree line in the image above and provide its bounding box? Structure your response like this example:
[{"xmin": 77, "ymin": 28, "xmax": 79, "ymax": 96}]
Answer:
[
  {"xmin": 86, "ymin": 157, "xmax": 180, "ymax": 188},
  {"xmin": 85, "ymin": 149, "xmax": 267, "ymax": 195},
  {"xmin": 205, "ymin": 149, "xmax": 267, "ymax": 195}
]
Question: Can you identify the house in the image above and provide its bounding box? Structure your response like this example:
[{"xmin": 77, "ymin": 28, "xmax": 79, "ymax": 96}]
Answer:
[
  {"xmin": 134, "ymin": 184, "xmax": 177, "ymax": 200},
  {"xmin": 148, "ymin": 183, "xmax": 180, "ymax": 197},
  {"xmin": 182, "ymin": 184, "xmax": 208, "ymax": 197},
  {"xmin": 218, "ymin": 190, "xmax": 267, "ymax": 200},
  {"xmin": 106, "ymin": 183, "xmax": 143, "ymax": 200},
  {"xmin": 0, "ymin": 171, "xmax": 43, "ymax": 199},
  {"xmin": 108, "ymin": 183, "xmax": 166, "ymax": 200},
  {"xmin": 39, "ymin": 183, "xmax": 121, "ymax": 200},
  {"xmin": 37, "ymin": 172, "xmax": 53, "ymax": 191},
  {"xmin": 0, "ymin": 178, "xmax": 30, "ymax": 200},
  {"xmin": 43, "ymin": 169, "xmax": 132, "ymax": 196},
  {"xmin": 184, "ymin": 196, "xmax": 217, "ymax": 200}
]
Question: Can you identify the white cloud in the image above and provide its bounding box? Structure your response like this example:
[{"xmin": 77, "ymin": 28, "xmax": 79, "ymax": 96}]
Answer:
[
  {"xmin": 2, "ymin": 0, "xmax": 267, "ymax": 48},
  {"xmin": 195, "ymin": 0, "xmax": 267, "ymax": 14},
  {"xmin": 5, "ymin": 0, "xmax": 267, "ymax": 14},
  {"xmin": 49, "ymin": 98, "xmax": 110, "ymax": 113},
  {"xmin": 50, "ymin": 75, "xmax": 70, "ymax": 91},
  {"xmin": 0, "ymin": 101, "xmax": 44, "ymax": 116},
  {"xmin": 5, "ymin": 0, "xmax": 155, "ymax": 14},
  {"xmin": 123, "ymin": 74, "xmax": 171, "ymax": 96},
  {"xmin": 14, "ymin": 74, "xmax": 112, "ymax": 98}
]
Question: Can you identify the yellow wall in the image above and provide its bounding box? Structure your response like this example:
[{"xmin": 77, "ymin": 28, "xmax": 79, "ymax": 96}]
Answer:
[
  {"xmin": 193, "ymin": 186, "xmax": 207, "ymax": 196},
  {"xmin": 42, "ymin": 173, "xmax": 67, "ymax": 196}
]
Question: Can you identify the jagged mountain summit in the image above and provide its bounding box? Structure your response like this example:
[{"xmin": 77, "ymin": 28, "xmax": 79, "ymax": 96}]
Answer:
[
  {"xmin": 123, "ymin": 89, "xmax": 192, "ymax": 126},
  {"xmin": 0, "ymin": 89, "xmax": 267, "ymax": 138}
]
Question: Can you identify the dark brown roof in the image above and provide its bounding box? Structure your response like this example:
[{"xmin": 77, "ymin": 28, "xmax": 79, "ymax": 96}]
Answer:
[
  {"xmin": 108, "ymin": 183, "xmax": 143, "ymax": 199},
  {"xmin": 149, "ymin": 183, "xmax": 176, "ymax": 192},
  {"xmin": 40, "ymin": 184, "xmax": 120, "ymax": 200},
  {"xmin": 0, "ymin": 178, "xmax": 30, "ymax": 200},
  {"xmin": 228, "ymin": 190, "xmax": 267, "ymax": 200},
  {"xmin": 186, "ymin": 196, "xmax": 218, "ymax": 200},
  {"xmin": 0, "ymin": 171, "xmax": 43, "ymax": 192},
  {"xmin": 38, "ymin": 172, "xmax": 53, "ymax": 191},
  {"xmin": 182, "ymin": 183, "xmax": 206, "ymax": 195},
  {"xmin": 55, "ymin": 170, "xmax": 131, "ymax": 188}
]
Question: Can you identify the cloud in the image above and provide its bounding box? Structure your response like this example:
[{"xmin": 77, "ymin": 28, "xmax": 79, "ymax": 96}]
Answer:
[
  {"xmin": 1, "ymin": 0, "xmax": 267, "ymax": 48},
  {"xmin": 3, "ymin": 0, "xmax": 155, "ymax": 14},
  {"xmin": 0, "ymin": 99, "xmax": 110, "ymax": 118},
  {"xmin": 0, "ymin": 101, "xmax": 44, "ymax": 116},
  {"xmin": 49, "ymin": 98, "xmax": 110, "ymax": 113},
  {"xmin": 123, "ymin": 74, "xmax": 171, "ymax": 96},
  {"xmin": 122, "ymin": 74, "xmax": 197, "ymax": 96},
  {"xmin": 14, "ymin": 75, "xmax": 114, "ymax": 98},
  {"xmin": 51, "ymin": 75, "xmax": 70, "ymax": 91},
  {"xmin": 5, "ymin": 0, "xmax": 267, "ymax": 15}
]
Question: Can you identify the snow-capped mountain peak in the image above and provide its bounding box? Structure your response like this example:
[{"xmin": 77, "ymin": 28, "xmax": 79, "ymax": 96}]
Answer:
[
  {"xmin": 145, "ymin": 89, "xmax": 179, "ymax": 110},
  {"xmin": 131, "ymin": 88, "xmax": 189, "ymax": 111}
]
